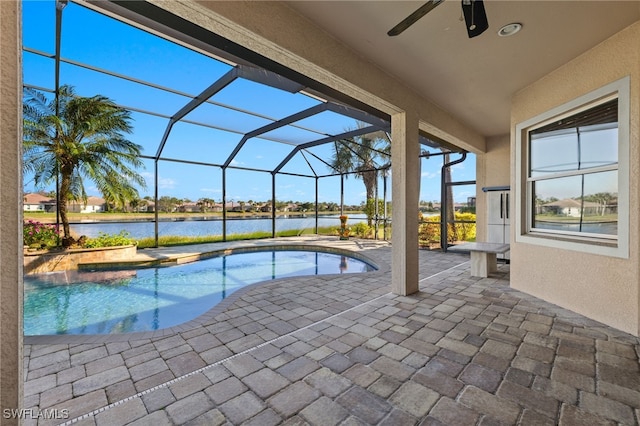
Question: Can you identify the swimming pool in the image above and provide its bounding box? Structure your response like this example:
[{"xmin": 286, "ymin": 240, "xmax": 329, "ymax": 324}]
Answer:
[{"xmin": 23, "ymin": 249, "xmax": 376, "ymax": 336}]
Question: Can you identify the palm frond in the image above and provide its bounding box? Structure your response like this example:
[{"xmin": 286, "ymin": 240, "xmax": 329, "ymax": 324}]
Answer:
[{"xmin": 22, "ymin": 85, "xmax": 147, "ymax": 236}]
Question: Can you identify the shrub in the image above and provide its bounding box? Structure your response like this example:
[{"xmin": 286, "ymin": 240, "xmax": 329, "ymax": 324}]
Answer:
[
  {"xmin": 453, "ymin": 212, "xmax": 477, "ymax": 241},
  {"xmin": 418, "ymin": 214, "xmax": 441, "ymax": 245},
  {"xmin": 23, "ymin": 220, "xmax": 59, "ymax": 248},
  {"xmin": 351, "ymin": 222, "xmax": 372, "ymax": 238},
  {"xmin": 419, "ymin": 212, "xmax": 477, "ymax": 245},
  {"xmin": 83, "ymin": 231, "xmax": 135, "ymax": 248},
  {"xmin": 364, "ymin": 198, "xmax": 390, "ymax": 225}
]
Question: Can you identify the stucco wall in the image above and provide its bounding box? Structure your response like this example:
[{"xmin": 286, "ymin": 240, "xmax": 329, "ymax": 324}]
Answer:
[
  {"xmin": 511, "ymin": 21, "xmax": 640, "ymax": 335},
  {"xmin": 0, "ymin": 0, "xmax": 23, "ymax": 421},
  {"xmin": 476, "ymin": 134, "xmax": 510, "ymax": 242}
]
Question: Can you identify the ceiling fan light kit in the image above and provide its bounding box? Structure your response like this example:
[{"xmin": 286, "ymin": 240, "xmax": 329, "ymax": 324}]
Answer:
[
  {"xmin": 461, "ymin": 0, "xmax": 488, "ymax": 38},
  {"xmin": 387, "ymin": 0, "xmax": 489, "ymax": 38}
]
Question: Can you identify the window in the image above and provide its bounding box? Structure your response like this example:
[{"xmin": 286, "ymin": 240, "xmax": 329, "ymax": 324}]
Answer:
[{"xmin": 515, "ymin": 77, "xmax": 629, "ymax": 258}]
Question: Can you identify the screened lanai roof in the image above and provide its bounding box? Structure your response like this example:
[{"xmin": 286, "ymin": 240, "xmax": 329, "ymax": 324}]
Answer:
[{"xmin": 23, "ymin": 0, "xmax": 456, "ymax": 186}]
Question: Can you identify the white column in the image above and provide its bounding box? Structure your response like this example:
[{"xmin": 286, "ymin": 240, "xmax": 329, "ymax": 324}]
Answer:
[
  {"xmin": 0, "ymin": 0, "xmax": 24, "ymax": 420},
  {"xmin": 391, "ymin": 112, "xmax": 420, "ymax": 295}
]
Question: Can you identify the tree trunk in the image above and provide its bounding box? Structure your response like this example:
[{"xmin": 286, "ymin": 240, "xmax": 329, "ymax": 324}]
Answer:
[
  {"xmin": 362, "ymin": 169, "xmax": 377, "ymax": 226},
  {"xmin": 58, "ymin": 171, "xmax": 72, "ymax": 244}
]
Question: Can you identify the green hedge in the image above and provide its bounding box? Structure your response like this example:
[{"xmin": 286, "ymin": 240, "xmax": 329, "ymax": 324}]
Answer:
[{"xmin": 418, "ymin": 212, "xmax": 476, "ymax": 245}]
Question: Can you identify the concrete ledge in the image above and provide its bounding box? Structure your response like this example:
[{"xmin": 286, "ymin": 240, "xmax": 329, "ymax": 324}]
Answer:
[
  {"xmin": 24, "ymin": 245, "xmax": 137, "ymax": 274},
  {"xmin": 77, "ymin": 243, "xmax": 380, "ymax": 272}
]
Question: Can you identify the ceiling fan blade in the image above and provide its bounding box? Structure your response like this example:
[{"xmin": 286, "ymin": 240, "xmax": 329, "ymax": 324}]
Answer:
[
  {"xmin": 462, "ymin": 0, "xmax": 488, "ymax": 38},
  {"xmin": 387, "ymin": 0, "xmax": 445, "ymax": 37}
]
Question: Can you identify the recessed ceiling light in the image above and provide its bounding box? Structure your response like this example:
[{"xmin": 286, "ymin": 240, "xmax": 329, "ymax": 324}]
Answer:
[{"xmin": 498, "ymin": 23, "xmax": 522, "ymax": 37}]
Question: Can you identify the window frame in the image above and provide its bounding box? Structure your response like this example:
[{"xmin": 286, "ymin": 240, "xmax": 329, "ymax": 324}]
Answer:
[{"xmin": 515, "ymin": 77, "xmax": 629, "ymax": 258}]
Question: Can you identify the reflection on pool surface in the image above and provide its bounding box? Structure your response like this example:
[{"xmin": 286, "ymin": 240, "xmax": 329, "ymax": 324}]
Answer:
[{"xmin": 24, "ymin": 249, "xmax": 376, "ymax": 336}]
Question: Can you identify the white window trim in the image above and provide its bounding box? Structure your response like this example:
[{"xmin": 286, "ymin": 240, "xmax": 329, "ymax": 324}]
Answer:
[{"xmin": 515, "ymin": 76, "xmax": 629, "ymax": 258}]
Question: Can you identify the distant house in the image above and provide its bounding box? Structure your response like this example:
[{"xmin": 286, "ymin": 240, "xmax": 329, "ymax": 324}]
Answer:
[
  {"xmin": 137, "ymin": 201, "xmax": 155, "ymax": 213},
  {"xmin": 284, "ymin": 203, "xmax": 298, "ymax": 212},
  {"xmin": 67, "ymin": 196, "xmax": 106, "ymax": 213},
  {"xmin": 542, "ymin": 198, "xmax": 600, "ymax": 217},
  {"xmin": 259, "ymin": 203, "xmax": 272, "ymax": 213},
  {"xmin": 177, "ymin": 202, "xmax": 200, "ymax": 213},
  {"xmin": 23, "ymin": 193, "xmax": 56, "ymax": 212},
  {"xmin": 225, "ymin": 202, "xmax": 252, "ymax": 212}
]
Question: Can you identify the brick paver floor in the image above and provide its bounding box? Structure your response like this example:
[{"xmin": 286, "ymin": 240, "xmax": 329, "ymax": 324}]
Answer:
[{"xmin": 23, "ymin": 237, "xmax": 640, "ymax": 425}]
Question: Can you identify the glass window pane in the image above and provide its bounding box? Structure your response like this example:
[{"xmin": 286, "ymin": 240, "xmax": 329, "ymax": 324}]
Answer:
[
  {"xmin": 529, "ymin": 99, "xmax": 618, "ymax": 177},
  {"xmin": 580, "ymin": 124, "xmax": 618, "ymax": 170},
  {"xmin": 582, "ymin": 171, "xmax": 617, "ymax": 236},
  {"xmin": 533, "ymin": 175, "xmax": 583, "ymax": 231},
  {"xmin": 533, "ymin": 171, "xmax": 617, "ymax": 236},
  {"xmin": 530, "ymin": 130, "xmax": 578, "ymax": 177}
]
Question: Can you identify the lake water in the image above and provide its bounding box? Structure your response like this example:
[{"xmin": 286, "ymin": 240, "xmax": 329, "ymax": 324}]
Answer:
[
  {"xmin": 534, "ymin": 221, "xmax": 617, "ymax": 235},
  {"xmin": 71, "ymin": 214, "xmax": 370, "ymax": 239}
]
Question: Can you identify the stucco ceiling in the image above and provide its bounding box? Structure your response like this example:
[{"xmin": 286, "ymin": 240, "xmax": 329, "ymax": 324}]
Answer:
[{"xmin": 285, "ymin": 1, "xmax": 640, "ymax": 138}]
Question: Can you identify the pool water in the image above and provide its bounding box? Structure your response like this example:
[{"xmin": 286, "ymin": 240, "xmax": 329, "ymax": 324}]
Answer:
[{"xmin": 23, "ymin": 250, "xmax": 375, "ymax": 336}]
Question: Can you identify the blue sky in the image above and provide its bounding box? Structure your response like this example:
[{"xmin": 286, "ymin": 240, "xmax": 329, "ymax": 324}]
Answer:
[{"xmin": 22, "ymin": 0, "xmax": 476, "ymax": 206}]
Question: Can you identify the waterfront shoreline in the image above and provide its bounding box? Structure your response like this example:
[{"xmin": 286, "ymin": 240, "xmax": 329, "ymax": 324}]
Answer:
[{"xmin": 24, "ymin": 210, "xmax": 364, "ymax": 224}]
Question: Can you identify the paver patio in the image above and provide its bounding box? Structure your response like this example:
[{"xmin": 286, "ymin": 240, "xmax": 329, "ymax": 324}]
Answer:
[{"xmin": 23, "ymin": 237, "xmax": 640, "ymax": 425}]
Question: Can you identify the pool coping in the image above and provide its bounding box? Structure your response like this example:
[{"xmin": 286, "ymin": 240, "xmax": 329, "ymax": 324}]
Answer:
[
  {"xmin": 78, "ymin": 242, "xmax": 380, "ymax": 271},
  {"xmin": 24, "ymin": 238, "xmax": 390, "ymax": 345}
]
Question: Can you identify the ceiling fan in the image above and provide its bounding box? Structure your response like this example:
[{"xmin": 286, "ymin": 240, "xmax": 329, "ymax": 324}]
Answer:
[{"xmin": 388, "ymin": 0, "xmax": 488, "ymax": 38}]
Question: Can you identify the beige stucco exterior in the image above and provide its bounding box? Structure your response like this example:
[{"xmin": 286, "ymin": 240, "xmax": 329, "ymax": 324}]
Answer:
[
  {"xmin": 509, "ymin": 21, "xmax": 640, "ymax": 335},
  {"xmin": 1, "ymin": 0, "xmax": 639, "ymax": 419},
  {"xmin": 475, "ymin": 134, "xmax": 510, "ymax": 243},
  {"xmin": 0, "ymin": 0, "xmax": 23, "ymax": 423}
]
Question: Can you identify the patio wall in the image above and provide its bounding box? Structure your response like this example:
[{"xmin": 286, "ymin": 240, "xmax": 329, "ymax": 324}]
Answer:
[
  {"xmin": 475, "ymin": 134, "xmax": 510, "ymax": 243},
  {"xmin": 0, "ymin": 0, "xmax": 23, "ymax": 421},
  {"xmin": 510, "ymin": 21, "xmax": 640, "ymax": 335},
  {"xmin": 23, "ymin": 245, "xmax": 137, "ymax": 274}
]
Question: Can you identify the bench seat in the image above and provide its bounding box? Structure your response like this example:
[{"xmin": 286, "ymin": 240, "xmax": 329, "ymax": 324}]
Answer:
[{"xmin": 448, "ymin": 242, "xmax": 510, "ymax": 278}]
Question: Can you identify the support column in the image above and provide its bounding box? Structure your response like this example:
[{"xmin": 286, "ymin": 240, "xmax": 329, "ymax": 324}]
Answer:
[
  {"xmin": 0, "ymin": 1, "xmax": 24, "ymax": 423},
  {"xmin": 391, "ymin": 112, "xmax": 420, "ymax": 295}
]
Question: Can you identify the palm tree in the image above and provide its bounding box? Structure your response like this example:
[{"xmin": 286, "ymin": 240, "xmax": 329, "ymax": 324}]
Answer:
[
  {"xmin": 23, "ymin": 85, "xmax": 146, "ymax": 244},
  {"xmin": 329, "ymin": 126, "xmax": 390, "ymax": 224}
]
